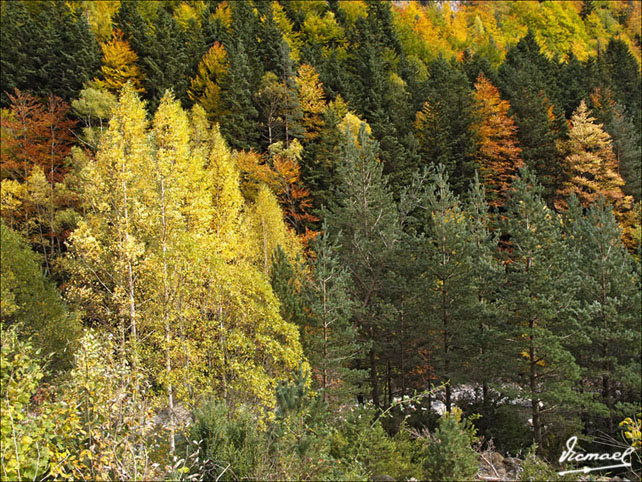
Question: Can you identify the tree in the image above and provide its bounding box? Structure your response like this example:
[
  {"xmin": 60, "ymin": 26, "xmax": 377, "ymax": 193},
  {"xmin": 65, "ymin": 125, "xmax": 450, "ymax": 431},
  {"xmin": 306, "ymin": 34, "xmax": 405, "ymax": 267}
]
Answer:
[
  {"xmin": 296, "ymin": 63, "xmax": 327, "ymax": 141},
  {"xmin": 268, "ymin": 140, "xmax": 318, "ymax": 237},
  {"xmin": 324, "ymin": 124, "xmax": 400, "ymax": 408},
  {"xmin": 418, "ymin": 165, "xmax": 477, "ymax": 411},
  {"xmin": 65, "ymin": 84, "xmax": 153, "ymax": 374},
  {"xmin": 0, "ymin": 0, "xmax": 100, "ymax": 106},
  {"xmin": 188, "ymin": 42, "xmax": 229, "ymax": 120},
  {"xmin": 589, "ymin": 88, "xmax": 642, "ymax": 201},
  {"xmin": 498, "ymin": 31, "xmax": 568, "ymax": 205},
  {"xmin": 499, "ymin": 169, "xmax": 581, "ymax": 446},
  {"xmin": 94, "ymin": 30, "xmax": 145, "ymax": 94},
  {"xmin": 220, "ymin": 40, "xmax": 261, "ymax": 151},
  {"xmin": 463, "ymin": 174, "xmax": 503, "ymax": 405},
  {"xmin": 1, "ymin": 90, "xmax": 78, "ymax": 271},
  {"xmin": 305, "ymin": 229, "xmax": 363, "ymax": 406},
  {"xmin": 563, "ymin": 196, "xmax": 641, "ymax": 435},
  {"xmin": 414, "ymin": 57, "xmax": 477, "ymax": 195},
  {"xmin": 558, "ymin": 100, "xmax": 636, "ymax": 248},
  {"xmin": 1, "ymin": 222, "xmax": 80, "ymax": 371},
  {"xmin": 600, "ymin": 39, "xmax": 642, "ymax": 130},
  {"xmin": 472, "ymin": 73, "xmax": 523, "ymax": 208}
]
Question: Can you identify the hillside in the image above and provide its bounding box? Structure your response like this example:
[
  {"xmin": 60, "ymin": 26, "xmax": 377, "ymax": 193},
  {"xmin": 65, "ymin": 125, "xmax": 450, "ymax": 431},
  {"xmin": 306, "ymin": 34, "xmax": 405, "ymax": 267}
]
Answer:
[{"xmin": 1, "ymin": 1, "xmax": 641, "ymax": 480}]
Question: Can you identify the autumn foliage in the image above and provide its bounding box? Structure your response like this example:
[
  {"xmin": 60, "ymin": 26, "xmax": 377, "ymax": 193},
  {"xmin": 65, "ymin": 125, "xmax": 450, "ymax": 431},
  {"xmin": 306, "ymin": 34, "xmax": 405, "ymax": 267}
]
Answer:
[{"xmin": 472, "ymin": 74, "xmax": 523, "ymax": 207}]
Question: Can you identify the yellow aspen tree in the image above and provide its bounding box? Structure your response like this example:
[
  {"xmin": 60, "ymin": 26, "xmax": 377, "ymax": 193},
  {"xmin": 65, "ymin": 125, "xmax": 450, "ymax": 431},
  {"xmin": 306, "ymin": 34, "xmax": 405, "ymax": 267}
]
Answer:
[
  {"xmin": 148, "ymin": 91, "xmax": 193, "ymax": 456},
  {"xmin": 66, "ymin": 84, "xmax": 152, "ymax": 374}
]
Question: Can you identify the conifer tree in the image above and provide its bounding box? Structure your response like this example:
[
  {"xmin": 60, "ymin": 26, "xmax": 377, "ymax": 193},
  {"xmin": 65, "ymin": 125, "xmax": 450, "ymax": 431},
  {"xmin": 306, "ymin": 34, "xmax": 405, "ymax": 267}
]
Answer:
[
  {"xmin": 498, "ymin": 31, "xmax": 568, "ymax": 205},
  {"xmin": 304, "ymin": 229, "xmax": 363, "ymax": 406},
  {"xmin": 418, "ymin": 165, "xmax": 477, "ymax": 411},
  {"xmin": 0, "ymin": 0, "xmax": 100, "ymax": 105},
  {"xmin": 414, "ymin": 57, "xmax": 477, "ymax": 195},
  {"xmin": 220, "ymin": 40, "xmax": 261, "ymax": 151},
  {"xmin": 499, "ymin": 169, "xmax": 581, "ymax": 446},
  {"xmin": 324, "ymin": 124, "xmax": 400, "ymax": 408},
  {"xmin": 564, "ymin": 196, "xmax": 641, "ymax": 435},
  {"xmin": 601, "ymin": 39, "xmax": 642, "ymax": 129},
  {"xmin": 463, "ymin": 174, "xmax": 502, "ymax": 405}
]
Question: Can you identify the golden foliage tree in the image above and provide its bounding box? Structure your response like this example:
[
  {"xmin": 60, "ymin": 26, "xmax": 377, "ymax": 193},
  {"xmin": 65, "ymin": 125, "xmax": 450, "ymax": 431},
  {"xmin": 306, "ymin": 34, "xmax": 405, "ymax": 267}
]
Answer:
[{"xmin": 94, "ymin": 30, "xmax": 144, "ymax": 94}]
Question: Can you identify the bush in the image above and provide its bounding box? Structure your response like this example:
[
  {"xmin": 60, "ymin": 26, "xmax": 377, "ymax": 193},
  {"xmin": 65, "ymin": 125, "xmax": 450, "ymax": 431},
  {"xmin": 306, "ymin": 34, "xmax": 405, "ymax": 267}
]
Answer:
[
  {"xmin": 422, "ymin": 408, "xmax": 480, "ymax": 481},
  {"xmin": 0, "ymin": 326, "xmax": 53, "ymax": 480},
  {"xmin": 190, "ymin": 401, "xmax": 269, "ymax": 481},
  {"xmin": 329, "ymin": 405, "xmax": 422, "ymax": 481}
]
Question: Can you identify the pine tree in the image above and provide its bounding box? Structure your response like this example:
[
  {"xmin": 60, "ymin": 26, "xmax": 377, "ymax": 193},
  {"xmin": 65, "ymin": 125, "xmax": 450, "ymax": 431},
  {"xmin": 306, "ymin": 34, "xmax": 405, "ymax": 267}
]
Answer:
[
  {"xmin": 324, "ymin": 124, "xmax": 400, "ymax": 408},
  {"xmin": 499, "ymin": 169, "xmax": 581, "ymax": 446},
  {"xmin": 418, "ymin": 165, "xmax": 477, "ymax": 411},
  {"xmin": 563, "ymin": 196, "xmax": 641, "ymax": 435},
  {"xmin": 463, "ymin": 174, "xmax": 503, "ymax": 405},
  {"xmin": 304, "ymin": 229, "xmax": 363, "ymax": 406}
]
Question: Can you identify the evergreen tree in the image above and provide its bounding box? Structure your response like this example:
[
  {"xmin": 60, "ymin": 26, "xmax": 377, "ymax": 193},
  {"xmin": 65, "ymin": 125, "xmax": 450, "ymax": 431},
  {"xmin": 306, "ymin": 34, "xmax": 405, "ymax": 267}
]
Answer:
[
  {"xmin": 463, "ymin": 174, "xmax": 503, "ymax": 405},
  {"xmin": 414, "ymin": 57, "xmax": 477, "ymax": 195},
  {"xmin": 498, "ymin": 31, "xmax": 568, "ymax": 205},
  {"xmin": 220, "ymin": 40, "xmax": 261, "ymax": 151},
  {"xmin": 304, "ymin": 229, "xmax": 363, "ymax": 406},
  {"xmin": 418, "ymin": 165, "xmax": 477, "ymax": 411},
  {"xmin": 324, "ymin": 124, "xmax": 400, "ymax": 408},
  {"xmin": 601, "ymin": 39, "xmax": 642, "ymax": 129},
  {"xmin": 0, "ymin": 1, "xmax": 100, "ymax": 106},
  {"xmin": 499, "ymin": 169, "xmax": 581, "ymax": 446},
  {"xmin": 564, "ymin": 196, "xmax": 641, "ymax": 435},
  {"xmin": 116, "ymin": 2, "xmax": 190, "ymax": 111}
]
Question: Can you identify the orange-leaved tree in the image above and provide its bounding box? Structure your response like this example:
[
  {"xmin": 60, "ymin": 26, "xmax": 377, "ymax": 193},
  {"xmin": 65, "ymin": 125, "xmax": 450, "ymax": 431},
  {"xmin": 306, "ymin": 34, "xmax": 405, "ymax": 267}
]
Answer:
[{"xmin": 472, "ymin": 73, "xmax": 523, "ymax": 208}]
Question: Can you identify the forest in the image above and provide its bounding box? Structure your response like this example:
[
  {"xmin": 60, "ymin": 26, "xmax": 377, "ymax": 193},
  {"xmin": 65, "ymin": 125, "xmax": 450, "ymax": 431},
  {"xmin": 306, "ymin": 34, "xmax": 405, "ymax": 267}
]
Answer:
[{"xmin": 1, "ymin": 1, "xmax": 641, "ymax": 480}]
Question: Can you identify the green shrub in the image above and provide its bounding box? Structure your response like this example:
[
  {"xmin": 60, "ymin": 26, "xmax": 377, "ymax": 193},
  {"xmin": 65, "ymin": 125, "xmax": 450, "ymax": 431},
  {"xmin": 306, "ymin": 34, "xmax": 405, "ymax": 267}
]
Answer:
[
  {"xmin": 190, "ymin": 401, "xmax": 268, "ymax": 481},
  {"xmin": 422, "ymin": 408, "xmax": 480, "ymax": 481}
]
